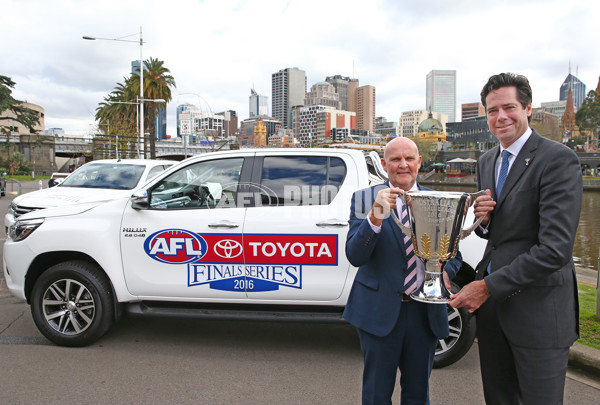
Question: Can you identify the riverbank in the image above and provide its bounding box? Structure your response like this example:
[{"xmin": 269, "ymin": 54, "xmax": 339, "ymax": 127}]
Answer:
[{"xmin": 419, "ymin": 175, "xmax": 600, "ymax": 191}]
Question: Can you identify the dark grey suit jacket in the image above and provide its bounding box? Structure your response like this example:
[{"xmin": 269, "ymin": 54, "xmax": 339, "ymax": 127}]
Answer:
[{"xmin": 475, "ymin": 130, "xmax": 582, "ymax": 348}]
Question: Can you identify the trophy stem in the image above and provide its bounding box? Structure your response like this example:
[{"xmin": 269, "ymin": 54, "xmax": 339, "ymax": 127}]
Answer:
[{"xmin": 409, "ymin": 260, "xmax": 451, "ymax": 304}]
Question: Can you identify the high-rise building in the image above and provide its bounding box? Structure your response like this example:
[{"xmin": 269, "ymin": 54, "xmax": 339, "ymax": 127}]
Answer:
[
  {"xmin": 357, "ymin": 85, "xmax": 376, "ymax": 132},
  {"xmin": 292, "ymin": 105, "xmax": 355, "ymax": 146},
  {"xmin": 271, "ymin": 67, "xmax": 307, "ymax": 129},
  {"xmin": 217, "ymin": 110, "xmax": 238, "ymax": 138},
  {"xmin": 560, "ymin": 73, "xmax": 586, "ymax": 110},
  {"xmin": 249, "ymin": 89, "xmax": 268, "ymax": 118},
  {"xmin": 461, "ymin": 102, "xmax": 485, "ymax": 121},
  {"xmin": 426, "ymin": 70, "xmax": 457, "ymax": 122},
  {"xmin": 305, "ymin": 82, "xmax": 341, "ymax": 109},
  {"xmin": 325, "ymin": 75, "xmax": 352, "ymax": 111}
]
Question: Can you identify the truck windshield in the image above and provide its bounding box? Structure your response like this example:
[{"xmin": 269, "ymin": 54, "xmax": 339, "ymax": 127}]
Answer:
[{"xmin": 60, "ymin": 163, "xmax": 146, "ymax": 190}]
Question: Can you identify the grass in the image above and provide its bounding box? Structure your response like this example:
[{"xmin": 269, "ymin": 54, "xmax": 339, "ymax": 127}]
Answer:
[{"xmin": 578, "ymin": 283, "xmax": 600, "ymax": 350}]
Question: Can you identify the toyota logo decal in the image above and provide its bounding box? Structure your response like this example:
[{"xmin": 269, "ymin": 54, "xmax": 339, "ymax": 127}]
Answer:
[{"xmin": 214, "ymin": 239, "xmax": 243, "ymax": 258}]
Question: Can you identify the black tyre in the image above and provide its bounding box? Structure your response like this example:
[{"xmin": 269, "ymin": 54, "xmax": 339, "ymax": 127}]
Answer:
[
  {"xmin": 30, "ymin": 260, "xmax": 115, "ymax": 347},
  {"xmin": 433, "ymin": 282, "xmax": 476, "ymax": 368}
]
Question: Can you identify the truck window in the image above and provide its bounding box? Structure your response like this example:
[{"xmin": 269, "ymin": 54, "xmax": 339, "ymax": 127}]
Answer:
[
  {"xmin": 148, "ymin": 158, "xmax": 244, "ymax": 209},
  {"xmin": 258, "ymin": 156, "xmax": 346, "ymax": 206}
]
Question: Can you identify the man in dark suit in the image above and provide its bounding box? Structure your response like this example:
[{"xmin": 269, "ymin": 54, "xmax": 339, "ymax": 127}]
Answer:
[
  {"xmin": 344, "ymin": 137, "xmax": 462, "ymax": 404},
  {"xmin": 449, "ymin": 73, "xmax": 582, "ymax": 404}
]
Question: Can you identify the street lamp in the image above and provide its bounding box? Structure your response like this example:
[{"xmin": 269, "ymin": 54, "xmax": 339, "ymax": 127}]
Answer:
[
  {"xmin": 107, "ymin": 98, "xmax": 165, "ymax": 158},
  {"xmin": 83, "ymin": 27, "xmax": 144, "ymax": 158}
]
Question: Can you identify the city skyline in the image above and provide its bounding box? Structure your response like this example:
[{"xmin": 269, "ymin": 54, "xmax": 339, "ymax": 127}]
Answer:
[{"xmin": 2, "ymin": 0, "xmax": 599, "ymax": 137}]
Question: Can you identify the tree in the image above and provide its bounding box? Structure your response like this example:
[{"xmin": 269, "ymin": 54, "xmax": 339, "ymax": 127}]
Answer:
[
  {"xmin": 95, "ymin": 78, "xmax": 139, "ymax": 158},
  {"xmin": 575, "ymin": 90, "xmax": 600, "ymax": 149},
  {"xmin": 0, "ymin": 75, "xmax": 42, "ymax": 175},
  {"xmin": 0, "ymin": 75, "xmax": 41, "ymax": 136},
  {"xmin": 130, "ymin": 57, "xmax": 176, "ymax": 158},
  {"xmin": 412, "ymin": 137, "xmax": 438, "ymax": 169}
]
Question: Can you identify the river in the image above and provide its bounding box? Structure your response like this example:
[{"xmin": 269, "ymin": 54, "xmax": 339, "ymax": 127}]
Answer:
[{"xmin": 433, "ymin": 184, "xmax": 599, "ymax": 271}]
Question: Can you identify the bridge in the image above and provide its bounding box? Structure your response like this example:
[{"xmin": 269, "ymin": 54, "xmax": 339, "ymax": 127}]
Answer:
[{"xmin": 53, "ymin": 135, "xmax": 233, "ymax": 160}]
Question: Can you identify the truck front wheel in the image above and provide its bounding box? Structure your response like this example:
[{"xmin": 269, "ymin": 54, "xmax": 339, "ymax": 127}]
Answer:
[{"xmin": 30, "ymin": 261, "xmax": 115, "ymax": 347}]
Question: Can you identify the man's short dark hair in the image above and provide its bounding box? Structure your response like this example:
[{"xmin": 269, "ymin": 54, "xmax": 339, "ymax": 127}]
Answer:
[{"xmin": 480, "ymin": 72, "xmax": 532, "ymax": 111}]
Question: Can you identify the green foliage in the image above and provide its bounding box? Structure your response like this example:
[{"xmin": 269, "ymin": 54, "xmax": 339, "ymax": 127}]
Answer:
[
  {"xmin": 0, "ymin": 75, "xmax": 41, "ymax": 138},
  {"xmin": 578, "ymin": 283, "xmax": 600, "ymax": 350},
  {"xmin": 95, "ymin": 58, "xmax": 176, "ymax": 159},
  {"xmin": 566, "ymin": 136, "xmax": 586, "ymax": 149},
  {"xmin": 7, "ymin": 152, "xmax": 30, "ymax": 175},
  {"xmin": 412, "ymin": 137, "xmax": 438, "ymax": 166},
  {"xmin": 575, "ymin": 90, "xmax": 600, "ymax": 140}
]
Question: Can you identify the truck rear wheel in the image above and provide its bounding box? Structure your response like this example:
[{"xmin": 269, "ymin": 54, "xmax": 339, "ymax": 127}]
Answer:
[
  {"xmin": 433, "ymin": 282, "xmax": 476, "ymax": 368},
  {"xmin": 30, "ymin": 261, "xmax": 114, "ymax": 347}
]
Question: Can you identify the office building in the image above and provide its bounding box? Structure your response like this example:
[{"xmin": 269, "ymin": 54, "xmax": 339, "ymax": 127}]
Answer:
[
  {"xmin": 426, "ymin": 70, "xmax": 457, "ymax": 122},
  {"xmin": 325, "ymin": 75, "xmax": 352, "ymax": 111},
  {"xmin": 272, "ymin": 67, "xmax": 307, "ymax": 129},
  {"xmin": 357, "ymin": 85, "xmax": 376, "ymax": 132},
  {"xmin": 305, "ymin": 82, "xmax": 342, "ymax": 109},
  {"xmin": 375, "ymin": 117, "xmax": 397, "ymax": 138},
  {"xmin": 461, "ymin": 102, "xmax": 485, "ymax": 121},
  {"xmin": 560, "ymin": 73, "xmax": 586, "ymax": 110},
  {"xmin": 249, "ymin": 89, "xmax": 269, "ymax": 117}
]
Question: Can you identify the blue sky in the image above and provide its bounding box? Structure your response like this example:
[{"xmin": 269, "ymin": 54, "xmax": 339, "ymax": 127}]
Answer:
[{"xmin": 2, "ymin": 0, "xmax": 598, "ymax": 136}]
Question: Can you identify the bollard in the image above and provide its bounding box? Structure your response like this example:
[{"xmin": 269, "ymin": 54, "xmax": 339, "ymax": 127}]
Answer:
[{"xmin": 38, "ymin": 180, "xmax": 42, "ymax": 190}]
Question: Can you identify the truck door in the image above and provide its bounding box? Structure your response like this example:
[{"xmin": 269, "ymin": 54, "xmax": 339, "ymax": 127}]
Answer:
[
  {"xmin": 120, "ymin": 155, "xmax": 250, "ymax": 299},
  {"xmin": 241, "ymin": 152, "xmax": 355, "ymax": 302}
]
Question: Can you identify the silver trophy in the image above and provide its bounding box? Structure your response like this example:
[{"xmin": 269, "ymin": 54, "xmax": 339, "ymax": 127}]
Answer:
[{"xmin": 392, "ymin": 190, "xmax": 486, "ymax": 303}]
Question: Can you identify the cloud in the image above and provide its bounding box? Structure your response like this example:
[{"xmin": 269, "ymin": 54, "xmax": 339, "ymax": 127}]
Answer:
[{"xmin": 1, "ymin": 0, "xmax": 599, "ymax": 136}]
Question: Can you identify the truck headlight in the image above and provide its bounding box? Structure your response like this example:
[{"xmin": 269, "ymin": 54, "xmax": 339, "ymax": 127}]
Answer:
[{"xmin": 9, "ymin": 218, "xmax": 44, "ymax": 241}]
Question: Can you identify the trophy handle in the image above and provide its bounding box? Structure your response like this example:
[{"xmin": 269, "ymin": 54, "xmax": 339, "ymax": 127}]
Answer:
[
  {"xmin": 391, "ymin": 192, "xmax": 411, "ymax": 235},
  {"xmin": 460, "ymin": 190, "xmax": 487, "ymax": 239}
]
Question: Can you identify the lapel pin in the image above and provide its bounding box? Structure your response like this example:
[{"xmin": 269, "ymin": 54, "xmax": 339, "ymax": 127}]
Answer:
[{"xmin": 525, "ymin": 158, "xmax": 530, "ymax": 166}]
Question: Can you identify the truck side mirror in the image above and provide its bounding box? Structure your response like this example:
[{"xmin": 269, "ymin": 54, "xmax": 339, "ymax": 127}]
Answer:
[{"xmin": 131, "ymin": 189, "xmax": 149, "ymax": 210}]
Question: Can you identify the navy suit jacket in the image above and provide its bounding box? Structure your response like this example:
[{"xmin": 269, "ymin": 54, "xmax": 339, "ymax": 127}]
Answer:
[{"xmin": 342, "ymin": 183, "xmax": 462, "ymax": 339}]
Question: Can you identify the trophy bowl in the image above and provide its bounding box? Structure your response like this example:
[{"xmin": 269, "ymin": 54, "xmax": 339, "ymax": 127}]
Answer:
[{"xmin": 392, "ymin": 190, "xmax": 485, "ymax": 303}]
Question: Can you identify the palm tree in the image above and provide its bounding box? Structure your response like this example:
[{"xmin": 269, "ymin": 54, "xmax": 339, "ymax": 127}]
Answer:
[
  {"xmin": 131, "ymin": 57, "xmax": 176, "ymax": 158},
  {"xmin": 95, "ymin": 78, "xmax": 139, "ymax": 158}
]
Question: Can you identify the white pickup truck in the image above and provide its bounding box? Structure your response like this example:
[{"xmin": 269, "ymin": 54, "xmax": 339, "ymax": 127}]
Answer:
[{"xmin": 3, "ymin": 148, "xmax": 483, "ymax": 367}]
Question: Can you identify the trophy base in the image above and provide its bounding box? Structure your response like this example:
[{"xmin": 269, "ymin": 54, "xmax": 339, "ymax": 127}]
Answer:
[{"xmin": 409, "ymin": 270, "xmax": 451, "ymax": 304}]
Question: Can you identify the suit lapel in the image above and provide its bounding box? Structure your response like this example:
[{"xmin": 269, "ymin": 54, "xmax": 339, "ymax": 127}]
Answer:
[
  {"xmin": 495, "ymin": 131, "xmax": 540, "ymax": 209},
  {"xmin": 481, "ymin": 146, "xmax": 499, "ymax": 193}
]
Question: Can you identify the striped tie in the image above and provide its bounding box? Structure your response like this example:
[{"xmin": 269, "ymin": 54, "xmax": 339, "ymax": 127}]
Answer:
[{"xmin": 402, "ymin": 204, "xmax": 418, "ymax": 294}]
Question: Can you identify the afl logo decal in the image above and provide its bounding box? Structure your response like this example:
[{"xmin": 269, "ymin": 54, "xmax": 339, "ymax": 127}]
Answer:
[
  {"xmin": 214, "ymin": 239, "xmax": 243, "ymax": 259},
  {"xmin": 144, "ymin": 229, "xmax": 207, "ymax": 264}
]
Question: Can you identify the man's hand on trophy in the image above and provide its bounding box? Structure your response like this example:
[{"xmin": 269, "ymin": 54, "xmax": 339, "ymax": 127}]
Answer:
[
  {"xmin": 370, "ymin": 187, "xmax": 403, "ymax": 225},
  {"xmin": 473, "ymin": 189, "xmax": 496, "ymax": 227},
  {"xmin": 448, "ymin": 280, "xmax": 490, "ymax": 313}
]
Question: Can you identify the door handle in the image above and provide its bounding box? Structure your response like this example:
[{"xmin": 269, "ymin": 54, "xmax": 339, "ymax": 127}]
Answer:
[
  {"xmin": 208, "ymin": 221, "xmax": 240, "ymax": 229},
  {"xmin": 316, "ymin": 219, "xmax": 348, "ymax": 228}
]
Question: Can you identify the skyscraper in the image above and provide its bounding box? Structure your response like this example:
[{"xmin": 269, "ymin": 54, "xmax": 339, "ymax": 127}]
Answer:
[
  {"xmin": 249, "ymin": 89, "xmax": 269, "ymax": 117},
  {"xmin": 325, "ymin": 75, "xmax": 351, "ymax": 111},
  {"xmin": 271, "ymin": 67, "xmax": 307, "ymax": 129},
  {"xmin": 357, "ymin": 85, "xmax": 376, "ymax": 132},
  {"xmin": 426, "ymin": 70, "xmax": 457, "ymax": 122},
  {"xmin": 560, "ymin": 73, "xmax": 586, "ymax": 110}
]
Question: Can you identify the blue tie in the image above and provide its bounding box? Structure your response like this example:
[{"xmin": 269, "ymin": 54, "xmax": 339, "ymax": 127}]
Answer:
[
  {"xmin": 496, "ymin": 150, "xmax": 511, "ymax": 198},
  {"xmin": 487, "ymin": 150, "xmax": 511, "ymax": 274}
]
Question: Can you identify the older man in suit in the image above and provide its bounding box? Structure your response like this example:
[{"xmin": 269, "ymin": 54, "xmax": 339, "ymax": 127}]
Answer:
[
  {"xmin": 449, "ymin": 73, "xmax": 582, "ymax": 405},
  {"xmin": 344, "ymin": 137, "xmax": 462, "ymax": 404}
]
